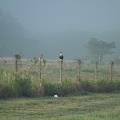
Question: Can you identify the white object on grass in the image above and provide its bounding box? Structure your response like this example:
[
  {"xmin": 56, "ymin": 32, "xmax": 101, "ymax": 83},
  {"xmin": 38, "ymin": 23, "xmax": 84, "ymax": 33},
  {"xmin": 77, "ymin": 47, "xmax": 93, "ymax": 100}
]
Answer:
[{"xmin": 54, "ymin": 94, "xmax": 58, "ymax": 98}]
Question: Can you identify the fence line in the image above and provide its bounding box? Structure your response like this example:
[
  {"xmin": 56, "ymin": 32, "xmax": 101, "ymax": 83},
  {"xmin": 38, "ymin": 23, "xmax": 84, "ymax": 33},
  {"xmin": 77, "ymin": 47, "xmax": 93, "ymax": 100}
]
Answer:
[{"xmin": 0, "ymin": 58, "xmax": 120, "ymax": 83}]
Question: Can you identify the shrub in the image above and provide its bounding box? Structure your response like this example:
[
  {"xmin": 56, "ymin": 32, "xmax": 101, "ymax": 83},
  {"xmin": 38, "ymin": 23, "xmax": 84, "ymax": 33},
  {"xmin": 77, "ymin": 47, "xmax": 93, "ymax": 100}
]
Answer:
[
  {"xmin": 114, "ymin": 80, "xmax": 120, "ymax": 91},
  {"xmin": 32, "ymin": 83, "xmax": 44, "ymax": 97},
  {"xmin": 61, "ymin": 80, "xmax": 78, "ymax": 96},
  {"xmin": 43, "ymin": 82, "xmax": 61, "ymax": 96},
  {"xmin": 13, "ymin": 77, "xmax": 32, "ymax": 97},
  {"xmin": 0, "ymin": 83, "xmax": 13, "ymax": 99},
  {"xmin": 80, "ymin": 80, "xmax": 97, "ymax": 93},
  {"xmin": 43, "ymin": 80, "xmax": 79, "ymax": 96},
  {"xmin": 96, "ymin": 80, "xmax": 120, "ymax": 93}
]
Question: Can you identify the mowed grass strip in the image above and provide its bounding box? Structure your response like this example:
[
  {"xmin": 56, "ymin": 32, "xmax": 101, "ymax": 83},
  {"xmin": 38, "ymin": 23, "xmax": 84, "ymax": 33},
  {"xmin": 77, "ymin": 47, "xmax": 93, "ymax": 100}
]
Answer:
[{"xmin": 0, "ymin": 93, "xmax": 120, "ymax": 120}]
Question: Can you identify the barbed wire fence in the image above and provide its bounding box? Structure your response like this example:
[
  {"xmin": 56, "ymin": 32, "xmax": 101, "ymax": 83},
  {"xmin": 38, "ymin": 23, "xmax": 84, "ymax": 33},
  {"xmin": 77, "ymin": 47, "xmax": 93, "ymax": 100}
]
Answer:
[{"xmin": 0, "ymin": 57, "xmax": 120, "ymax": 84}]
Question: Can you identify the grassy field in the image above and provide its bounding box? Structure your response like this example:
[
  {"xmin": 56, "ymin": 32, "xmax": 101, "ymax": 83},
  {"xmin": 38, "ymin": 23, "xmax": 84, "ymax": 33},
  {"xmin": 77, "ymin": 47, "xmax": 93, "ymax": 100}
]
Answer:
[
  {"xmin": 0, "ymin": 93, "xmax": 120, "ymax": 120},
  {"xmin": 0, "ymin": 59, "xmax": 120, "ymax": 119}
]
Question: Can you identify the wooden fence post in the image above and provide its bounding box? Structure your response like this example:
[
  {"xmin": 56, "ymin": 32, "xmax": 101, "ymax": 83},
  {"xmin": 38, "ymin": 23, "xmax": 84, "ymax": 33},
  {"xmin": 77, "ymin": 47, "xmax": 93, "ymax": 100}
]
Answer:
[
  {"xmin": 60, "ymin": 59, "xmax": 63, "ymax": 84},
  {"xmin": 39, "ymin": 54, "xmax": 43, "ymax": 80},
  {"xmin": 14, "ymin": 54, "xmax": 21, "ymax": 73},
  {"xmin": 59, "ymin": 52, "xmax": 64, "ymax": 84},
  {"xmin": 15, "ymin": 58, "xmax": 18, "ymax": 73},
  {"xmin": 110, "ymin": 61, "xmax": 114, "ymax": 81},
  {"xmin": 76, "ymin": 59, "xmax": 81, "ymax": 82},
  {"xmin": 39, "ymin": 57, "xmax": 42, "ymax": 80},
  {"xmin": 95, "ymin": 61, "xmax": 98, "ymax": 81},
  {"xmin": 78, "ymin": 60, "xmax": 81, "ymax": 82}
]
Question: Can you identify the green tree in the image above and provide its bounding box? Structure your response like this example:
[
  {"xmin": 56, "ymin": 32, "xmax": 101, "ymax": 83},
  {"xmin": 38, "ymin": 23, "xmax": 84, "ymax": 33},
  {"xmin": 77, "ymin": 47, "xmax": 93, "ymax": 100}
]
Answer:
[{"xmin": 87, "ymin": 38, "xmax": 116, "ymax": 63}]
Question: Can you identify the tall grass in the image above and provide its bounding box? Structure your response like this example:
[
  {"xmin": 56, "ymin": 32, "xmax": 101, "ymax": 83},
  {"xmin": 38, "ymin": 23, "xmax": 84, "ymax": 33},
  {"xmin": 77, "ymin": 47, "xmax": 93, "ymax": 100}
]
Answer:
[
  {"xmin": 1, "ymin": 76, "xmax": 120, "ymax": 99},
  {"xmin": 0, "ymin": 70, "xmax": 32, "ymax": 98},
  {"xmin": 12, "ymin": 77, "xmax": 32, "ymax": 97},
  {"xmin": 1, "ymin": 67, "xmax": 120, "ymax": 99},
  {"xmin": 0, "ymin": 83, "xmax": 13, "ymax": 98}
]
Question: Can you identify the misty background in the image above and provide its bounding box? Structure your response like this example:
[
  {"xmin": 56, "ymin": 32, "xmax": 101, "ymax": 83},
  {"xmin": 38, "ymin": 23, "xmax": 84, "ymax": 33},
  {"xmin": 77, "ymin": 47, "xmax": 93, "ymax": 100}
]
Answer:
[{"xmin": 0, "ymin": 0, "xmax": 120, "ymax": 59}]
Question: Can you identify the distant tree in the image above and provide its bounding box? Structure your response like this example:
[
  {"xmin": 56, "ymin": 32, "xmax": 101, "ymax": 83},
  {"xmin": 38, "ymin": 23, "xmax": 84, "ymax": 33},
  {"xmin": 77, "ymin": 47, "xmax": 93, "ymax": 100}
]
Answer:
[
  {"xmin": 87, "ymin": 38, "xmax": 116, "ymax": 64},
  {"xmin": 43, "ymin": 58, "xmax": 47, "ymax": 67},
  {"xmin": 33, "ymin": 57, "xmax": 38, "ymax": 64}
]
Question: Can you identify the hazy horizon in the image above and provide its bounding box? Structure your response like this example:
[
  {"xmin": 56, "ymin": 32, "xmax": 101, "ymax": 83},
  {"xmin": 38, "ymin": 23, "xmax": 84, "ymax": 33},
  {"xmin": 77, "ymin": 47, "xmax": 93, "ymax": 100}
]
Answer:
[{"xmin": 0, "ymin": 0, "xmax": 120, "ymax": 59}]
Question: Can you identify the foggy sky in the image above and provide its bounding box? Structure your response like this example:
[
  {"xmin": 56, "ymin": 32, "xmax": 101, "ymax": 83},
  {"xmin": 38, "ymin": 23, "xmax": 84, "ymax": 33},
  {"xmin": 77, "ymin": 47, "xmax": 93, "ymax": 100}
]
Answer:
[
  {"xmin": 0, "ymin": 0, "xmax": 120, "ymax": 59},
  {"xmin": 0, "ymin": 0, "xmax": 120, "ymax": 34}
]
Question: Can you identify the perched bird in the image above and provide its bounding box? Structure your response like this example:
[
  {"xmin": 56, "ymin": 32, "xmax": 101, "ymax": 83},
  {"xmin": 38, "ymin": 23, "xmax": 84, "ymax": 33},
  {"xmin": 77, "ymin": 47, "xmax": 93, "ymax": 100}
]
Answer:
[{"xmin": 59, "ymin": 52, "xmax": 64, "ymax": 60}]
